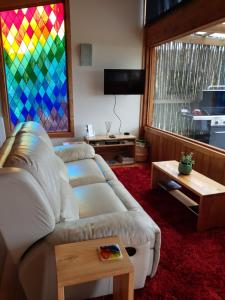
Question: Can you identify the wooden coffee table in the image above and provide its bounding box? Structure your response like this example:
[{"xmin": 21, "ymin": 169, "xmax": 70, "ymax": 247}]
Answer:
[
  {"xmin": 151, "ymin": 160, "xmax": 225, "ymax": 231},
  {"xmin": 55, "ymin": 237, "xmax": 134, "ymax": 300}
]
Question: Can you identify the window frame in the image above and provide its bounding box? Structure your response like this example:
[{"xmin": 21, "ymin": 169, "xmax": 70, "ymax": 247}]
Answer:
[
  {"xmin": 140, "ymin": 0, "xmax": 225, "ymax": 155},
  {"xmin": 0, "ymin": 0, "xmax": 74, "ymax": 137}
]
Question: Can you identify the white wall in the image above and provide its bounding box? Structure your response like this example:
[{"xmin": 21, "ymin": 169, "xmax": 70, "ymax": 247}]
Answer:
[{"xmin": 70, "ymin": 0, "xmax": 144, "ymax": 137}]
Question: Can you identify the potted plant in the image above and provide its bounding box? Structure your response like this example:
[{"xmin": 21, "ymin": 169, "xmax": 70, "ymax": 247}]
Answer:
[{"xmin": 178, "ymin": 152, "xmax": 195, "ymax": 175}]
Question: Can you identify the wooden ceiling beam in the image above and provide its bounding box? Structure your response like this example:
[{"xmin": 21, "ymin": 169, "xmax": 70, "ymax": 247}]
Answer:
[
  {"xmin": 176, "ymin": 35, "xmax": 225, "ymax": 47},
  {"xmin": 145, "ymin": 0, "xmax": 225, "ymax": 47},
  {"xmin": 202, "ymin": 24, "xmax": 225, "ymax": 35}
]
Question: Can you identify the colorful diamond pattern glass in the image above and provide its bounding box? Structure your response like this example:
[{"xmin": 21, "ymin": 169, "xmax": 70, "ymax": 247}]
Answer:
[{"xmin": 0, "ymin": 3, "xmax": 69, "ymax": 132}]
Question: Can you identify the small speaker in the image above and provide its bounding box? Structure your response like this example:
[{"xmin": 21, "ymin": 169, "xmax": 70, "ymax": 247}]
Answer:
[{"xmin": 80, "ymin": 44, "xmax": 92, "ymax": 66}]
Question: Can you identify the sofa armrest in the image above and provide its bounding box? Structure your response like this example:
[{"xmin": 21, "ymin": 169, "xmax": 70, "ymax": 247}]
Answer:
[{"xmin": 46, "ymin": 210, "xmax": 161, "ymax": 276}]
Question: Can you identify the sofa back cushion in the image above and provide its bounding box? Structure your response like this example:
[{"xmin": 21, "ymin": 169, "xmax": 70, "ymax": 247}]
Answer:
[
  {"xmin": 54, "ymin": 143, "xmax": 95, "ymax": 163},
  {"xmin": 20, "ymin": 121, "xmax": 53, "ymax": 147},
  {"xmin": 5, "ymin": 132, "xmax": 78, "ymax": 223}
]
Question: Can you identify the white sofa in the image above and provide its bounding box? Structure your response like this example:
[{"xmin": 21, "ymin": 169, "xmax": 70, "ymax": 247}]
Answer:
[{"xmin": 0, "ymin": 121, "xmax": 161, "ymax": 300}]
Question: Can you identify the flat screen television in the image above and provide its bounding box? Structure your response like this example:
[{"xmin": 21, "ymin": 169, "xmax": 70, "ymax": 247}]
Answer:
[
  {"xmin": 104, "ymin": 69, "xmax": 145, "ymax": 95},
  {"xmin": 200, "ymin": 90, "xmax": 225, "ymax": 115}
]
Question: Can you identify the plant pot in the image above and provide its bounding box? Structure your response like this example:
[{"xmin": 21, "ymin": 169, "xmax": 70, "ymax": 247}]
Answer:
[{"xmin": 178, "ymin": 162, "xmax": 192, "ymax": 175}]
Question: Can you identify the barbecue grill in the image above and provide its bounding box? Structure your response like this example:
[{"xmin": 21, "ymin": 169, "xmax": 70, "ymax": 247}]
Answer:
[{"xmin": 182, "ymin": 86, "xmax": 225, "ymax": 149}]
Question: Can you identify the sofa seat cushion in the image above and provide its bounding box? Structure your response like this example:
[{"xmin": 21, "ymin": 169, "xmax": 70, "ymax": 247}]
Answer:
[
  {"xmin": 66, "ymin": 159, "xmax": 106, "ymax": 187},
  {"xmin": 73, "ymin": 183, "xmax": 127, "ymax": 218}
]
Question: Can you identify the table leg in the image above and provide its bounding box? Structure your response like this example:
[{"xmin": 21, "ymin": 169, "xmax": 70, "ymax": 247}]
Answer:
[
  {"xmin": 57, "ymin": 285, "xmax": 64, "ymax": 300},
  {"xmin": 113, "ymin": 272, "xmax": 134, "ymax": 300},
  {"xmin": 197, "ymin": 194, "xmax": 225, "ymax": 231},
  {"xmin": 151, "ymin": 165, "xmax": 162, "ymax": 189}
]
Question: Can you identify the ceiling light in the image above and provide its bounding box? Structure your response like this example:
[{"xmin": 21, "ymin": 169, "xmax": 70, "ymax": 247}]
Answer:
[
  {"xmin": 195, "ymin": 31, "xmax": 207, "ymax": 36},
  {"xmin": 209, "ymin": 33, "xmax": 225, "ymax": 39}
]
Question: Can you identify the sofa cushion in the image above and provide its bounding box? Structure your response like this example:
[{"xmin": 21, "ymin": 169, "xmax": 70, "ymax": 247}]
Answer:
[
  {"xmin": 5, "ymin": 133, "xmax": 64, "ymax": 223},
  {"xmin": 54, "ymin": 155, "xmax": 70, "ymax": 183},
  {"xmin": 108, "ymin": 179, "xmax": 144, "ymax": 212},
  {"xmin": 94, "ymin": 154, "xmax": 117, "ymax": 181},
  {"xmin": 66, "ymin": 159, "xmax": 106, "ymax": 187},
  {"xmin": 54, "ymin": 143, "xmax": 95, "ymax": 163},
  {"xmin": 19, "ymin": 121, "xmax": 53, "ymax": 147},
  {"xmin": 60, "ymin": 179, "xmax": 79, "ymax": 222},
  {"xmin": 73, "ymin": 183, "xmax": 127, "ymax": 218}
]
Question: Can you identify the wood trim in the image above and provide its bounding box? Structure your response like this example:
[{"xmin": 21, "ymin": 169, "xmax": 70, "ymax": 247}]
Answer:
[
  {"xmin": 139, "ymin": 47, "xmax": 156, "ymax": 137},
  {"xmin": 146, "ymin": 48, "xmax": 156, "ymax": 126},
  {"xmin": 0, "ymin": 0, "xmax": 62, "ymax": 11},
  {"xmin": 64, "ymin": 0, "xmax": 75, "ymax": 136},
  {"xmin": 139, "ymin": 46, "xmax": 149, "ymax": 138},
  {"xmin": 49, "ymin": 131, "xmax": 74, "ymax": 138},
  {"xmin": 0, "ymin": 22, "xmax": 10, "ymax": 137},
  {"xmin": 0, "ymin": 0, "xmax": 75, "ymax": 138},
  {"xmin": 145, "ymin": 0, "xmax": 225, "ymax": 47}
]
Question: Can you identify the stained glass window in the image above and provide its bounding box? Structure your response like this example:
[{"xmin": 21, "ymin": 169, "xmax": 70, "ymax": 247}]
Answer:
[{"xmin": 0, "ymin": 2, "xmax": 70, "ymax": 132}]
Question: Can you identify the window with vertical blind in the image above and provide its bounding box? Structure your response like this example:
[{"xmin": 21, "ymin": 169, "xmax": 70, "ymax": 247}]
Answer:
[{"xmin": 0, "ymin": 1, "xmax": 74, "ymax": 136}]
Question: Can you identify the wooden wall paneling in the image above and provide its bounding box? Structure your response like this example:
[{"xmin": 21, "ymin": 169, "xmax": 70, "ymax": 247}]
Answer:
[
  {"xmin": 145, "ymin": 0, "xmax": 225, "ymax": 47},
  {"xmin": 145, "ymin": 127, "xmax": 225, "ymax": 185}
]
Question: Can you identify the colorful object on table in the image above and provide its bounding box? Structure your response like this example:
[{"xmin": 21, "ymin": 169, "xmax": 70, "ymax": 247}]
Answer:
[
  {"xmin": 98, "ymin": 244, "xmax": 123, "ymax": 261},
  {"xmin": 0, "ymin": 3, "xmax": 69, "ymax": 132}
]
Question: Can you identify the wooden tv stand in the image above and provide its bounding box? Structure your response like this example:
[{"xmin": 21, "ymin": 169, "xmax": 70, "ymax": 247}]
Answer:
[
  {"xmin": 85, "ymin": 135, "xmax": 136, "ymax": 166},
  {"xmin": 151, "ymin": 160, "xmax": 225, "ymax": 231}
]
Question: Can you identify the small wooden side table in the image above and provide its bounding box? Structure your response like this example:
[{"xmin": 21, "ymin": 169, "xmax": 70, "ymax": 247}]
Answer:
[{"xmin": 55, "ymin": 237, "xmax": 134, "ymax": 300}]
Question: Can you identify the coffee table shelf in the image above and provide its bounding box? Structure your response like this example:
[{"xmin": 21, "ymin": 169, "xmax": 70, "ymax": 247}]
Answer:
[{"xmin": 151, "ymin": 160, "xmax": 225, "ymax": 231}]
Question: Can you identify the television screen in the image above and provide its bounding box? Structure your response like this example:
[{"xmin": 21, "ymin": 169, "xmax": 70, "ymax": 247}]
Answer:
[
  {"xmin": 104, "ymin": 69, "xmax": 145, "ymax": 95},
  {"xmin": 201, "ymin": 90, "xmax": 225, "ymax": 115}
]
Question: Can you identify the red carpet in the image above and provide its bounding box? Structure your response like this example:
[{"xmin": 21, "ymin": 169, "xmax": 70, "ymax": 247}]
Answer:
[{"xmin": 110, "ymin": 165, "xmax": 225, "ymax": 300}]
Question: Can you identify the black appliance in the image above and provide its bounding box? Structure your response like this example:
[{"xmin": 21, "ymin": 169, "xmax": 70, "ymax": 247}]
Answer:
[
  {"xmin": 200, "ymin": 90, "xmax": 225, "ymax": 115},
  {"xmin": 193, "ymin": 87, "xmax": 225, "ymax": 149},
  {"xmin": 104, "ymin": 69, "xmax": 145, "ymax": 95}
]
